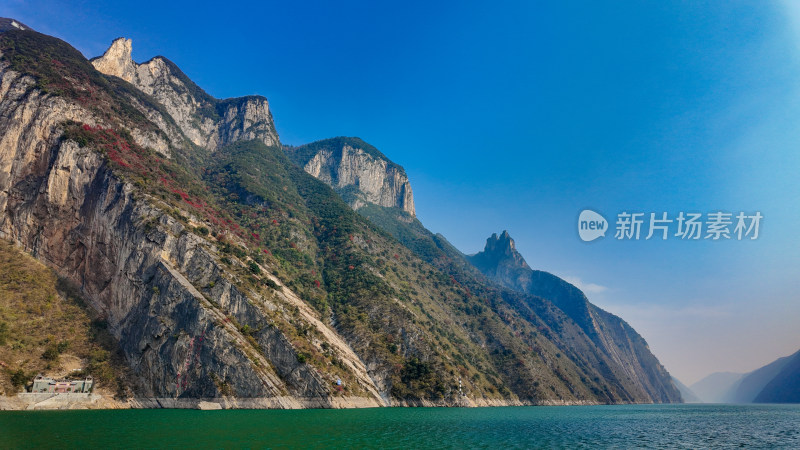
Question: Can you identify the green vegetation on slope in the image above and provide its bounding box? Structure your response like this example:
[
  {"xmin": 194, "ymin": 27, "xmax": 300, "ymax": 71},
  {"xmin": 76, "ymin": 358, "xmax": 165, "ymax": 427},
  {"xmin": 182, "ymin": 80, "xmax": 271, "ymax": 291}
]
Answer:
[
  {"xmin": 57, "ymin": 102, "xmax": 627, "ymax": 401},
  {"xmin": 356, "ymin": 203, "xmax": 657, "ymax": 402},
  {"xmin": 57, "ymin": 119, "xmax": 505, "ymax": 400},
  {"xmin": 0, "ymin": 29, "xmax": 175, "ymax": 133},
  {"xmin": 205, "ymin": 140, "xmax": 503, "ymax": 400},
  {"xmin": 0, "ymin": 240, "xmax": 131, "ymax": 396},
  {"xmin": 3, "ymin": 27, "xmax": 487, "ymax": 401},
  {"xmin": 1, "ymin": 26, "xmax": 677, "ymax": 403}
]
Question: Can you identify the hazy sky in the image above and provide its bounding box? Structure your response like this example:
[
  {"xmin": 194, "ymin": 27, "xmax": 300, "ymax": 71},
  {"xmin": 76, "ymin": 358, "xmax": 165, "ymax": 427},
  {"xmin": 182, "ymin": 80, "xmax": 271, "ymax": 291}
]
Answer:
[{"xmin": 5, "ymin": 0, "xmax": 799, "ymax": 385}]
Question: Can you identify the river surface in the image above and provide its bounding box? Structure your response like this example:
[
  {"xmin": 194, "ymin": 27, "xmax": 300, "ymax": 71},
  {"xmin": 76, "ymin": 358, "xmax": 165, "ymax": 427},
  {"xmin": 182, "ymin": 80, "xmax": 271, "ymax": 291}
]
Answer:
[{"xmin": 1, "ymin": 403, "xmax": 799, "ymax": 448}]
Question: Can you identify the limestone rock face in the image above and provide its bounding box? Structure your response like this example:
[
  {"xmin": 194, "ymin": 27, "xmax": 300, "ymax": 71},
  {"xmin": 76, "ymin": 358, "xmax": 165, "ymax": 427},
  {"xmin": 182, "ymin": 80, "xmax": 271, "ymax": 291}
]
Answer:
[
  {"xmin": 91, "ymin": 38, "xmax": 279, "ymax": 151},
  {"xmin": 90, "ymin": 38, "xmax": 137, "ymax": 83},
  {"xmin": 288, "ymin": 138, "xmax": 415, "ymax": 216},
  {"xmin": 0, "ymin": 55, "xmax": 383, "ymax": 405},
  {"xmin": 216, "ymin": 96, "xmax": 278, "ymax": 149}
]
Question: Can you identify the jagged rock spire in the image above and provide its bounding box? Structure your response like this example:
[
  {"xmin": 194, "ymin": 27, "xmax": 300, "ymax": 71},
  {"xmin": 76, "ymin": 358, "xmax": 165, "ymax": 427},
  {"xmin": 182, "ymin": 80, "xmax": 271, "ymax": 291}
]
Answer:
[
  {"xmin": 478, "ymin": 230, "xmax": 530, "ymax": 269},
  {"xmin": 91, "ymin": 37, "xmax": 137, "ymax": 83}
]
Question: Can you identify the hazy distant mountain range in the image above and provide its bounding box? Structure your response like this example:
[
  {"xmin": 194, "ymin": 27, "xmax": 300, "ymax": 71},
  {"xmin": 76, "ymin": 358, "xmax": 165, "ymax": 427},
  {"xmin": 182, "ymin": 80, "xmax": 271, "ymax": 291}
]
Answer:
[
  {"xmin": 1, "ymin": 18, "xmax": 682, "ymax": 406},
  {"xmin": 671, "ymin": 377, "xmax": 702, "ymax": 403},
  {"xmin": 689, "ymin": 349, "xmax": 800, "ymax": 403}
]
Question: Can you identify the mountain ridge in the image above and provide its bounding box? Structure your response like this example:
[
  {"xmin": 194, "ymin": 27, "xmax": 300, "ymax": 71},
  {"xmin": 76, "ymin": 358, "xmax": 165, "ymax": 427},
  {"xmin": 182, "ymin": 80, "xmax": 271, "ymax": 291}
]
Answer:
[
  {"xmin": 690, "ymin": 349, "xmax": 800, "ymax": 403},
  {"xmin": 91, "ymin": 37, "xmax": 279, "ymax": 152},
  {"xmin": 754, "ymin": 350, "xmax": 800, "ymax": 403},
  {"xmin": 466, "ymin": 229, "xmax": 681, "ymax": 402},
  {"xmin": 0, "ymin": 22, "xmax": 680, "ymax": 407}
]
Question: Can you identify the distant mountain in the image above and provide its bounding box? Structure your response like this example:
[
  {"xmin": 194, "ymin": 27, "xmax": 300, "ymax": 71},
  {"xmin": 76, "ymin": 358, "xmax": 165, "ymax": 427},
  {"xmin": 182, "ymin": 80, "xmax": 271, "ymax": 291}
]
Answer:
[
  {"xmin": 690, "ymin": 350, "xmax": 800, "ymax": 404},
  {"xmin": 672, "ymin": 377, "xmax": 702, "ymax": 403},
  {"xmin": 727, "ymin": 350, "xmax": 796, "ymax": 403},
  {"xmin": 690, "ymin": 372, "xmax": 744, "ymax": 403},
  {"xmin": 754, "ymin": 350, "xmax": 800, "ymax": 403},
  {"xmin": 465, "ymin": 231, "xmax": 681, "ymax": 403}
]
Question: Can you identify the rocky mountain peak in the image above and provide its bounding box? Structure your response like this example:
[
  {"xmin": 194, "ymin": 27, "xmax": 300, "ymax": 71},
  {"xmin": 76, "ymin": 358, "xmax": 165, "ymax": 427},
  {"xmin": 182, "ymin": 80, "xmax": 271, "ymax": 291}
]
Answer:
[
  {"xmin": 477, "ymin": 230, "xmax": 530, "ymax": 270},
  {"xmin": 90, "ymin": 38, "xmax": 279, "ymax": 151},
  {"xmin": 91, "ymin": 37, "xmax": 136, "ymax": 83},
  {"xmin": 467, "ymin": 230, "xmax": 681, "ymax": 402}
]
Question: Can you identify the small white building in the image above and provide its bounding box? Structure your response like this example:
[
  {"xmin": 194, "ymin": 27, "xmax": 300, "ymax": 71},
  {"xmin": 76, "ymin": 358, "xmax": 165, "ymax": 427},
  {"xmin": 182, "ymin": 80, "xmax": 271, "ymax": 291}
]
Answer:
[{"xmin": 31, "ymin": 375, "xmax": 93, "ymax": 393}]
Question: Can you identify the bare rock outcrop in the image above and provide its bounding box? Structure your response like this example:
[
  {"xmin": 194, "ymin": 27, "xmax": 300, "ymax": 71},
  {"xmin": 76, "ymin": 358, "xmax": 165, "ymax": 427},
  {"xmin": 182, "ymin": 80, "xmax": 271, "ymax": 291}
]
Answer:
[
  {"xmin": 91, "ymin": 38, "xmax": 279, "ymax": 151},
  {"xmin": 286, "ymin": 138, "xmax": 415, "ymax": 216},
  {"xmin": 0, "ymin": 53, "xmax": 384, "ymax": 406}
]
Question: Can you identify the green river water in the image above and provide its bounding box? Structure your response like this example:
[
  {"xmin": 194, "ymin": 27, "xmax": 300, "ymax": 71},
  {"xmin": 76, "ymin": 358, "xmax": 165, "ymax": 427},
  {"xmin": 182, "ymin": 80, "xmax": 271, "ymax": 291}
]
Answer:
[{"xmin": 1, "ymin": 403, "xmax": 799, "ymax": 448}]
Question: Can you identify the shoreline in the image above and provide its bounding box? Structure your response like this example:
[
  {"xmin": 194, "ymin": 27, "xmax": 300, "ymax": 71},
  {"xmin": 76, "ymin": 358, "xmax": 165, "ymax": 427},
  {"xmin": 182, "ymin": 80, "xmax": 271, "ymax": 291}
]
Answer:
[{"xmin": 0, "ymin": 393, "xmax": 608, "ymax": 411}]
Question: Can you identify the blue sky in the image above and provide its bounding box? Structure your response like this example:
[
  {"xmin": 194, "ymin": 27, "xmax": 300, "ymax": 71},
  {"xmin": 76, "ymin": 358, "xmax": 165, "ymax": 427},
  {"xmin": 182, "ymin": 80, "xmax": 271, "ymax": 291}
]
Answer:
[{"xmin": 4, "ymin": 0, "xmax": 799, "ymax": 384}]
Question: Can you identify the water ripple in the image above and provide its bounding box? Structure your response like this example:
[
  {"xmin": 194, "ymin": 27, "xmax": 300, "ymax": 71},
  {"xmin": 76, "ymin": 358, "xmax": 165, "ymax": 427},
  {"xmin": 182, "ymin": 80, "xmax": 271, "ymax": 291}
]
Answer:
[{"xmin": 1, "ymin": 403, "xmax": 799, "ymax": 448}]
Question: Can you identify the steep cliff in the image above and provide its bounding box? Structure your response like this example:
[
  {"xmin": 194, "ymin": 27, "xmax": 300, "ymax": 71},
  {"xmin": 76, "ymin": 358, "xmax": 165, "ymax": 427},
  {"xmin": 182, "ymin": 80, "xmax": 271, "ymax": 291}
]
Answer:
[
  {"xmin": 0, "ymin": 239, "xmax": 134, "ymax": 397},
  {"xmin": 0, "ymin": 28, "xmax": 522, "ymax": 406},
  {"xmin": 1, "ymin": 23, "xmax": 682, "ymax": 407},
  {"xmin": 340, "ymin": 201, "xmax": 683, "ymax": 403},
  {"xmin": 285, "ymin": 137, "xmax": 415, "ymax": 216},
  {"xmin": 467, "ymin": 231, "xmax": 682, "ymax": 402},
  {"xmin": 753, "ymin": 349, "xmax": 800, "ymax": 403},
  {"xmin": 0, "ymin": 27, "xmax": 384, "ymax": 406},
  {"xmin": 91, "ymin": 38, "xmax": 279, "ymax": 151}
]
